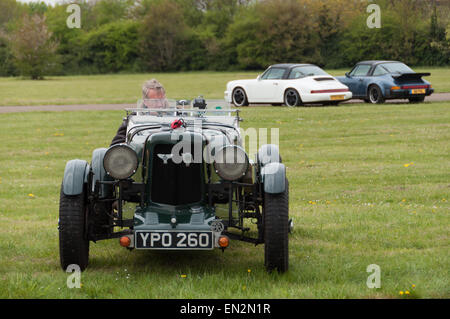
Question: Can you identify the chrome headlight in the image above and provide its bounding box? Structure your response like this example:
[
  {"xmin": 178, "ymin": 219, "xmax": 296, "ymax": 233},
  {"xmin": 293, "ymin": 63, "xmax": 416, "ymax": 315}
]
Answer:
[
  {"xmin": 214, "ymin": 145, "xmax": 249, "ymax": 181},
  {"xmin": 103, "ymin": 144, "xmax": 138, "ymax": 180}
]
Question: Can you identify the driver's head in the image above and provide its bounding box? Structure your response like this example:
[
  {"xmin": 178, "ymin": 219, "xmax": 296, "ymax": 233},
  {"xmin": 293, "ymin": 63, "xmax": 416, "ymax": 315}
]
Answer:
[{"xmin": 142, "ymin": 79, "xmax": 168, "ymax": 108}]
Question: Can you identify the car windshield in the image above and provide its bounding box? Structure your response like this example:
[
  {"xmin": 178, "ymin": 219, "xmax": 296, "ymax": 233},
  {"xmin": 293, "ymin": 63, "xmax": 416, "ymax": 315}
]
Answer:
[
  {"xmin": 379, "ymin": 62, "xmax": 414, "ymax": 74},
  {"xmin": 288, "ymin": 65, "xmax": 328, "ymax": 79},
  {"xmin": 126, "ymin": 99, "xmax": 241, "ymax": 138},
  {"xmin": 127, "ymin": 99, "xmax": 239, "ymax": 119}
]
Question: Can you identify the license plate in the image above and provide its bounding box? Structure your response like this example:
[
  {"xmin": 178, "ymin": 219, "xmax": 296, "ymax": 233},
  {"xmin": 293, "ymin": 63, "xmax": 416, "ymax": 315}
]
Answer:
[
  {"xmin": 135, "ymin": 231, "xmax": 213, "ymax": 250},
  {"xmin": 331, "ymin": 95, "xmax": 345, "ymax": 100},
  {"xmin": 411, "ymin": 89, "xmax": 426, "ymax": 94}
]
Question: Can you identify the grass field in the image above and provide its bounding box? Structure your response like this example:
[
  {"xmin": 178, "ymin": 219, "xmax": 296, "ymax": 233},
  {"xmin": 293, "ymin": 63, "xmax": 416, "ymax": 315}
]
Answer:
[
  {"xmin": 0, "ymin": 67, "xmax": 449, "ymax": 106},
  {"xmin": 0, "ymin": 102, "xmax": 449, "ymax": 298}
]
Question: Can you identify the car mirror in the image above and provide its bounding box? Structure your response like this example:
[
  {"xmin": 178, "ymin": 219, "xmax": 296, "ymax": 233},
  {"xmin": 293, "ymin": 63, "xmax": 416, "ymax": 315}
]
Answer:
[
  {"xmin": 257, "ymin": 75, "xmax": 261, "ymax": 81},
  {"xmin": 345, "ymin": 72, "xmax": 351, "ymax": 78}
]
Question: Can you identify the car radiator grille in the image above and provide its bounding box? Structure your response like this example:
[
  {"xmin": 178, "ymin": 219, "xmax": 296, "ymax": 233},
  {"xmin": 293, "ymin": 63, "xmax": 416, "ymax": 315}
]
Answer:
[{"xmin": 151, "ymin": 144, "xmax": 203, "ymax": 205}]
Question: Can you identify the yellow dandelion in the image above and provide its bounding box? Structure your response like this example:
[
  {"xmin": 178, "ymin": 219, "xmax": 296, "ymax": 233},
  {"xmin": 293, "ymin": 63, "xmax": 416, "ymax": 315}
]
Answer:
[
  {"xmin": 442, "ymin": 198, "xmax": 447, "ymax": 202},
  {"xmin": 399, "ymin": 291, "xmax": 404, "ymax": 295},
  {"xmin": 180, "ymin": 274, "xmax": 187, "ymax": 278},
  {"xmin": 405, "ymin": 291, "xmax": 410, "ymax": 295},
  {"xmin": 247, "ymin": 269, "xmax": 251, "ymax": 273},
  {"xmin": 412, "ymin": 284, "xmax": 416, "ymax": 289},
  {"xmin": 402, "ymin": 199, "xmax": 406, "ymax": 202},
  {"xmin": 28, "ymin": 193, "xmax": 35, "ymax": 198}
]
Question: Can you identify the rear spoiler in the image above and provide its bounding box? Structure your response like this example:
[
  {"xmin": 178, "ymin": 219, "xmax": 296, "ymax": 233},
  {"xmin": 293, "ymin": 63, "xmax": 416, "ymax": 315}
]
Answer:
[{"xmin": 392, "ymin": 73, "xmax": 431, "ymax": 81}]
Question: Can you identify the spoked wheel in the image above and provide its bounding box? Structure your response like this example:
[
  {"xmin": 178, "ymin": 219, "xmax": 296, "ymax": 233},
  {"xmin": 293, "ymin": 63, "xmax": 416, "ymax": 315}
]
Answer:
[
  {"xmin": 59, "ymin": 184, "xmax": 90, "ymax": 271},
  {"xmin": 368, "ymin": 85, "xmax": 385, "ymax": 104},
  {"xmin": 232, "ymin": 87, "xmax": 249, "ymax": 107},
  {"xmin": 264, "ymin": 179, "xmax": 289, "ymax": 273},
  {"xmin": 284, "ymin": 89, "xmax": 302, "ymax": 107}
]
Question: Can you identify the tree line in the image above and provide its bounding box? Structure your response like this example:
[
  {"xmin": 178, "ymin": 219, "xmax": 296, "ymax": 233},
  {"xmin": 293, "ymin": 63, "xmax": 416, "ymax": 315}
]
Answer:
[{"xmin": 0, "ymin": 0, "xmax": 449, "ymax": 79}]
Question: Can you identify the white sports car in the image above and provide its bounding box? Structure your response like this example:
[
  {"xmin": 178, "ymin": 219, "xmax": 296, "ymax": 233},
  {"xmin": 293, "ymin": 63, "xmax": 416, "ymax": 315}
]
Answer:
[{"xmin": 225, "ymin": 64, "xmax": 352, "ymax": 107}]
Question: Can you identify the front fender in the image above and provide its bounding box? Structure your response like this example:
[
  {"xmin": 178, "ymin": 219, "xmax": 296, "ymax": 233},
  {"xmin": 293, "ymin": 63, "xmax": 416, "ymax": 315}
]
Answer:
[
  {"xmin": 91, "ymin": 148, "xmax": 113, "ymax": 197},
  {"xmin": 62, "ymin": 159, "xmax": 89, "ymax": 195},
  {"xmin": 261, "ymin": 162, "xmax": 286, "ymax": 194}
]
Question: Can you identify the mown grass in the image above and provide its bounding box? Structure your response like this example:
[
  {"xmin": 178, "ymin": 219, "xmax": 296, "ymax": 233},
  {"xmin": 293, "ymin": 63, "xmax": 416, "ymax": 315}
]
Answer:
[
  {"xmin": 0, "ymin": 102, "xmax": 449, "ymax": 298},
  {"xmin": 0, "ymin": 67, "xmax": 449, "ymax": 106}
]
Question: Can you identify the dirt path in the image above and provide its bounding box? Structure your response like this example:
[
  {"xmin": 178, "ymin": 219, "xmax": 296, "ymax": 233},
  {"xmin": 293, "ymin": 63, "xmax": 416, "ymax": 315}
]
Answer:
[{"xmin": 1, "ymin": 94, "xmax": 449, "ymax": 113}]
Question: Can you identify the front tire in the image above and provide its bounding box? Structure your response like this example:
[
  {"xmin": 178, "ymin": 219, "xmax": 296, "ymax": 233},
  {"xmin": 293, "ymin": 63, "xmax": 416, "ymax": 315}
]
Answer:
[
  {"xmin": 284, "ymin": 89, "xmax": 302, "ymax": 107},
  {"xmin": 232, "ymin": 87, "xmax": 249, "ymax": 107},
  {"xmin": 264, "ymin": 179, "xmax": 289, "ymax": 273},
  {"xmin": 368, "ymin": 85, "xmax": 385, "ymax": 104},
  {"xmin": 59, "ymin": 184, "xmax": 90, "ymax": 271}
]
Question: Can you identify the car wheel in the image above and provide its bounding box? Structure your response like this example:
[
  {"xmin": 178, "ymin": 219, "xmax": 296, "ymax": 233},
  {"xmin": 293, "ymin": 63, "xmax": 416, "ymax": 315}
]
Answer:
[
  {"xmin": 232, "ymin": 87, "xmax": 249, "ymax": 107},
  {"xmin": 59, "ymin": 183, "xmax": 90, "ymax": 271},
  {"xmin": 368, "ymin": 85, "xmax": 385, "ymax": 104},
  {"xmin": 409, "ymin": 97, "xmax": 425, "ymax": 103},
  {"xmin": 284, "ymin": 89, "xmax": 302, "ymax": 107},
  {"xmin": 264, "ymin": 178, "xmax": 289, "ymax": 273}
]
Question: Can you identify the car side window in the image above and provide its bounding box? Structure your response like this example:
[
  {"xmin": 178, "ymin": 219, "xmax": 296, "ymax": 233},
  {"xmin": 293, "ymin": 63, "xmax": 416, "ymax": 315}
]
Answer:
[
  {"xmin": 372, "ymin": 65, "xmax": 388, "ymax": 76},
  {"xmin": 261, "ymin": 68, "xmax": 286, "ymax": 80},
  {"xmin": 350, "ymin": 65, "xmax": 371, "ymax": 76}
]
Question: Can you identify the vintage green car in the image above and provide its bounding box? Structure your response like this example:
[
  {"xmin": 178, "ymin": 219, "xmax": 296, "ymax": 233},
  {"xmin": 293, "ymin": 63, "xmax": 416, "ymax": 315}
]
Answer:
[{"xmin": 58, "ymin": 99, "xmax": 291, "ymax": 273}]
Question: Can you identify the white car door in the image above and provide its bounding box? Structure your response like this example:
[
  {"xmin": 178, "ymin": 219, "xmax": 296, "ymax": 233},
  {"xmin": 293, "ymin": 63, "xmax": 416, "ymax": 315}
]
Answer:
[{"xmin": 249, "ymin": 68, "xmax": 285, "ymax": 102}]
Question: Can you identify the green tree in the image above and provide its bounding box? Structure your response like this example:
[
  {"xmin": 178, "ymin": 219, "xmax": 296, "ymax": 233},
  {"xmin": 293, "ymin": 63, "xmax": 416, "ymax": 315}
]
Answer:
[
  {"xmin": 226, "ymin": 0, "xmax": 320, "ymax": 69},
  {"xmin": 9, "ymin": 14, "xmax": 58, "ymax": 79},
  {"xmin": 139, "ymin": 0, "xmax": 189, "ymax": 71},
  {"xmin": 78, "ymin": 20, "xmax": 140, "ymax": 73},
  {"xmin": 0, "ymin": 0, "xmax": 20, "ymax": 27}
]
